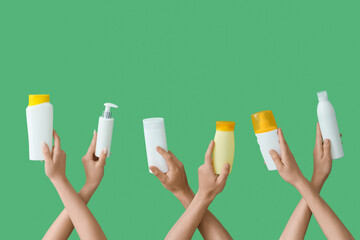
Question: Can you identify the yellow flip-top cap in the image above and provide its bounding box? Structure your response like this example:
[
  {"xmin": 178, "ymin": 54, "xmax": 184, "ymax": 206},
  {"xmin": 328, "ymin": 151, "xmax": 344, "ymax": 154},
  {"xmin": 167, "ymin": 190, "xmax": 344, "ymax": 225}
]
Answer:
[
  {"xmin": 251, "ymin": 110, "xmax": 277, "ymax": 134},
  {"xmin": 216, "ymin": 121, "xmax": 235, "ymax": 131},
  {"xmin": 28, "ymin": 94, "xmax": 50, "ymax": 106}
]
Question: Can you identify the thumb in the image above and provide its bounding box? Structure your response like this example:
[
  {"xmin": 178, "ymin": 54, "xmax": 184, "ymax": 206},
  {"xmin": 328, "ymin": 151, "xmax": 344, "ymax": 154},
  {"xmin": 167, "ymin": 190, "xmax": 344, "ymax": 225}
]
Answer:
[
  {"xmin": 97, "ymin": 148, "xmax": 108, "ymax": 166},
  {"xmin": 269, "ymin": 150, "xmax": 283, "ymax": 169},
  {"xmin": 41, "ymin": 141, "xmax": 52, "ymax": 165},
  {"xmin": 323, "ymin": 139, "xmax": 332, "ymax": 160},
  {"xmin": 217, "ymin": 163, "xmax": 230, "ymax": 186},
  {"xmin": 150, "ymin": 166, "xmax": 166, "ymax": 182}
]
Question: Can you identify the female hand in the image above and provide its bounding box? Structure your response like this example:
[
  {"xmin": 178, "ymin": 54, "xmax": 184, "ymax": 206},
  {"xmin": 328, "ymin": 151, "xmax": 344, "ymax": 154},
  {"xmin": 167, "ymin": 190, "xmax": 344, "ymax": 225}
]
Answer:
[
  {"xmin": 150, "ymin": 147, "xmax": 191, "ymax": 196},
  {"xmin": 198, "ymin": 140, "xmax": 230, "ymax": 199},
  {"xmin": 269, "ymin": 128, "xmax": 305, "ymax": 187},
  {"xmin": 312, "ymin": 123, "xmax": 333, "ymax": 185},
  {"xmin": 42, "ymin": 130, "xmax": 67, "ymax": 182},
  {"xmin": 82, "ymin": 130, "xmax": 107, "ymax": 188}
]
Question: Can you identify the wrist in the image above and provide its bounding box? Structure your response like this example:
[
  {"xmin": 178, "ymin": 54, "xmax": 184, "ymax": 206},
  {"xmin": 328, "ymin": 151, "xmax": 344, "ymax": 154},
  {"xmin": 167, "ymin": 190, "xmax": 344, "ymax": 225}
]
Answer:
[
  {"xmin": 293, "ymin": 175, "xmax": 309, "ymax": 190},
  {"xmin": 84, "ymin": 180, "xmax": 100, "ymax": 190},
  {"xmin": 197, "ymin": 189, "xmax": 216, "ymax": 203},
  {"xmin": 311, "ymin": 175, "xmax": 326, "ymax": 193},
  {"xmin": 50, "ymin": 175, "xmax": 68, "ymax": 185}
]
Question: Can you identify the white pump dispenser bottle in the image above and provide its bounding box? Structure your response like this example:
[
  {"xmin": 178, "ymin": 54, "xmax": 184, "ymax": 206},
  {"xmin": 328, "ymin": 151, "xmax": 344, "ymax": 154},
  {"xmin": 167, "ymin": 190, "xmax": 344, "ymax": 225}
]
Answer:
[
  {"xmin": 95, "ymin": 103, "xmax": 118, "ymax": 158},
  {"xmin": 317, "ymin": 91, "xmax": 344, "ymax": 159}
]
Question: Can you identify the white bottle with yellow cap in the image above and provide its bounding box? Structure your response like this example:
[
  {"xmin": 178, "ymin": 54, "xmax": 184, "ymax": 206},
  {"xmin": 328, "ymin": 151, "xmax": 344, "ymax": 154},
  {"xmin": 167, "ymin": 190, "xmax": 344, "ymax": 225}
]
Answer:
[
  {"xmin": 251, "ymin": 110, "xmax": 280, "ymax": 171},
  {"xmin": 95, "ymin": 103, "xmax": 118, "ymax": 158},
  {"xmin": 26, "ymin": 94, "xmax": 53, "ymax": 160},
  {"xmin": 317, "ymin": 91, "xmax": 344, "ymax": 159},
  {"xmin": 213, "ymin": 121, "xmax": 235, "ymax": 174}
]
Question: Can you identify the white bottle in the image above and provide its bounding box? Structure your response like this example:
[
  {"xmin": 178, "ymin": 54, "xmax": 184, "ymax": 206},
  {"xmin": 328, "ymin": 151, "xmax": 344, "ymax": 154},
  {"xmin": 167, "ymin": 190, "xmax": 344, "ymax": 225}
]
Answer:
[
  {"xmin": 143, "ymin": 118, "xmax": 168, "ymax": 173},
  {"xmin": 95, "ymin": 103, "xmax": 118, "ymax": 158},
  {"xmin": 251, "ymin": 110, "xmax": 280, "ymax": 171},
  {"xmin": 26, "ymin": 94, "xmax": 53, "ymax": 161},
  {"xmin": 317, "ymin": 91, "xmax": 344, "ymax": 159}
]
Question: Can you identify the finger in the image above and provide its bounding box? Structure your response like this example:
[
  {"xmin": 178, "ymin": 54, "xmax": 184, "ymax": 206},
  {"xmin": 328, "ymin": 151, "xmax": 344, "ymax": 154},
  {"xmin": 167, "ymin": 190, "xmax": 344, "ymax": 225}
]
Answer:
[
  {"xmin": 53, "ymin": 130, "xmax": 61, "ymax": 151},
  {"xmin": 41, "ymin": 141, "xmax": 52, "ymax": 165},
  {"xmin": 149, "ymin": 166, "xmax": 167, "ymax": 182},
  {"xmin": 97, "ymin": 148, "xmax": 107, "ymax": 166},
  {"xmin": 315, "ymin": 123, "xmax": 323, "ymax": 151},
  {"xmin": 86, "ymin": 130, "xmax": 97, "ymax": 156},
  {"xmin": 217, "ymin": 163, "xmax": 230, "ymax": 185},
  {"xmin": 278, "ymin": 128, "xmax": 290, "ymax": 155},
  {"xmin": 156, "ymin": 146, "xmax": 176, "ymax": 170},
  {"xmin": 323, "ymin": 139, "xmax": 332, "ymax": 160},
  {"xmin": 269, "ymin": 150, "xmax": 283, "ymax": 168},
  {"xmin": 205, "ymin": 140, "xmax": 215, "ymax": 165}
]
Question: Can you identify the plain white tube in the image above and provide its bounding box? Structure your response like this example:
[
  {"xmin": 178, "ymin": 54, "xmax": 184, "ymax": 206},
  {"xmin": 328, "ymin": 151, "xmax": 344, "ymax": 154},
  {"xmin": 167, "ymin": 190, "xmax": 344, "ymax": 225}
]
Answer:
[
  {"xmin": 26, "ymin": 102, "xmax": 53, "ymax": 160},
  {"xmin": 255, "ymin": 129, "xmax": 280, "ymax": 171},
  {"xmin": 143, "ymin": 118, "xmax": 168, "ymax": 173},
  {"xmin": 95, "ymin": 117, "xmax": 114, "ymax": 158},
  {"xmin": 317, "ymin": 91, "xmax": 344, "ymax": 159}
]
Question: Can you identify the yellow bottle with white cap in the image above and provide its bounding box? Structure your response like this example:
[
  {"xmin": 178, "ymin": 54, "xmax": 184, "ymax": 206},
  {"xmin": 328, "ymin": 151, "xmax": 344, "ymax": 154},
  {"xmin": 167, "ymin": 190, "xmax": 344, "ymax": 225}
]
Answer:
[
  {"xmin": 251, "ymin": 110, "xmax": 280, "ymax": 171},
  {"xmin": 26, "ymin": 95, "xmax": 53, "ymax": 160},
  {"xmin": 213, "ymin": 121, "xmax": 235, "ymax": 174}
]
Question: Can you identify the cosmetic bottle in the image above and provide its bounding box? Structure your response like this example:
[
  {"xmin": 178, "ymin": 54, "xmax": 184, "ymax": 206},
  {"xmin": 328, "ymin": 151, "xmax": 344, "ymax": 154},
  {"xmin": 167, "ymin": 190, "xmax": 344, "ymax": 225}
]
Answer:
[
  {"xmin": 251, "ymin": 110, "xmax": 280, "ymax": 171},
  {"xmin": 95, "ymin": 103, "xmax": 118, "ymax": 158},
  {"xmin": 317, "ymin": 91, "xmax": 344, "ymax": 159},
  {"xmin": 213, "ymin": 121, "xmax": 235, "ymax": 174},
  {"xmin": 143, "ymin": 118, "xmax": 168, "ymax": 173},
  {"xmin": 26, "ymin": 94, "xmax": 53, "ymax": 160}
]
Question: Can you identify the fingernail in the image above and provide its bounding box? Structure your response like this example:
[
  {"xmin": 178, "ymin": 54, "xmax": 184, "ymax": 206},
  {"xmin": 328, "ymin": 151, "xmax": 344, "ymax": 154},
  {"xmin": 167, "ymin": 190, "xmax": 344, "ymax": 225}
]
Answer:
[
  {"xmin": 93, "ymin": 129, "xmax": 96, "ymax": 134},
  {"xmin": 225, "ymin": 164, "xmax": 230, "ymax": 169},
  {"xmin": 102, "ymin": 148, "xmax": 108, "ymax": 154},
  {"xmin": 41, "ymin": 141, "xmax": 46, "ymax": 148}
]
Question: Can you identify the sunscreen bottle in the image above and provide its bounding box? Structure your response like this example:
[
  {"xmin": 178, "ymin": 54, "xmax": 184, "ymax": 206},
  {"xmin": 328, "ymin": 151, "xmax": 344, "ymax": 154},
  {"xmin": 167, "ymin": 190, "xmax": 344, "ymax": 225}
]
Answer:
[
  {"xmin": 317, "ymin": 91, "xmax": 344, "ymax": 159},
  {"xmin": 143, "ymin": 118, "xmax": 168, "ymax": 173},
  {"xmin": 26, "ymin": 94, "xmax": 53, "ymax": 160},
  {"xmin": 251, "ymin": 110, "xmax": 280, "ymax": 171},
  {"xmin": 213, "ymin": 121, "xmax": 235, "ymax": 174},
  {"xmin": 95, "ymin": 103, "xmax": 118, "ymax": 158}
]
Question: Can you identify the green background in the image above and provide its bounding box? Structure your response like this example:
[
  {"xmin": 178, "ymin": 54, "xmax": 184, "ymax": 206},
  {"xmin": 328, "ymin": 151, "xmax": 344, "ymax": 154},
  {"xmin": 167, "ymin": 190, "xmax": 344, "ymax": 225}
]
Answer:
[{"xmin": 1, "ymin": 0, "xmax": 359, "ymax": 239}]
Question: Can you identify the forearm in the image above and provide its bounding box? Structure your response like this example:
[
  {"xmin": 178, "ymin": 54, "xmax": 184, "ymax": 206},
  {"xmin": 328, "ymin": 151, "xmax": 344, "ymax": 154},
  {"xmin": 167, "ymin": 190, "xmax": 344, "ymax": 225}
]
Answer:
[
  {"xmin": 165, "ymin": 192, "xmax": 212, "ymax": 240},
  {"xmin": 51, "ymin": 177, "xmax": 106, "ymax": 240},
  {"xmin": 280, "ymin": 178, "xmax": 324, "ymax": 240},
  {"xmin": 43, "ymin": 183, "xmax": 97, "ymax": 240},
  {"xmin": 295, "ymin": 178, "xmax": 354, "ymax": 240},
  {"xmin": 174, "ymin": 188, "xmax": 232, "ymax": 240}
]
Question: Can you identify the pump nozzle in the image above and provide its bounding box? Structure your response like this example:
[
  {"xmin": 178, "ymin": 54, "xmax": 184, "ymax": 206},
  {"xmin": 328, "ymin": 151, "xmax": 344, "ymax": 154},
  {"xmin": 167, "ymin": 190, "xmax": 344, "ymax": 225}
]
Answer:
[{"xmin": 103, "ymin": 103, "xmax": 118, "ymax": 118}]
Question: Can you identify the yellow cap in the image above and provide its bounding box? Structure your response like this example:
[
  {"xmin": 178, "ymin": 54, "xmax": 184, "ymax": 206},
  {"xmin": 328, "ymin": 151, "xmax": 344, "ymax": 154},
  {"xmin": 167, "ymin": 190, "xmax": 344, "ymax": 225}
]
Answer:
[
  {"xmin": 216, "ymin": 121, "xmax": 235, "ymax": 131},
  {"xmin": 28, "ymin": 94, "xmax": 50, "ymax": 106},
  {"xmin": 251, "ymin": 110, "xmax": 277, "ymax": 134}
]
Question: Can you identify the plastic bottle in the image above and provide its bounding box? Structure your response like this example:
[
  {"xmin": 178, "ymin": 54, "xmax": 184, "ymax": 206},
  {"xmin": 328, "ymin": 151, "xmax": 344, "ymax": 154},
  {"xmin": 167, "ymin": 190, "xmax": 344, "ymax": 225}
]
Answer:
[
  {"xmin": 317, "ymin": 91, "xmax": 344, "ymax": 159},
  {"xmin": 26, "ymin": 94, "xmax": 53, "ymax": 160},
  {"xmin": 143, "ymin": 118, "xmax": 168, "ymax": 173},
  {"xmin": 213, "ymin": 121, "xmax": 235, "ymax": 174},
  {"xmin": 251, "ymin": 110, "xmax": 280, "ymax": 171},
  {"xmin": 95, "ymin": 103, "xmax": 118, "ymax": 158}
]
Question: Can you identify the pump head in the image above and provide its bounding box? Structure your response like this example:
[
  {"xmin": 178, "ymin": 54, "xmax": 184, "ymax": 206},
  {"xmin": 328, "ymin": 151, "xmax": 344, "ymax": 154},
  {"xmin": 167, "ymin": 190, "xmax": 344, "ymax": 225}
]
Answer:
[{"xmin": 103, "ymin": 103, "xmax": 118, "ymax": 118}]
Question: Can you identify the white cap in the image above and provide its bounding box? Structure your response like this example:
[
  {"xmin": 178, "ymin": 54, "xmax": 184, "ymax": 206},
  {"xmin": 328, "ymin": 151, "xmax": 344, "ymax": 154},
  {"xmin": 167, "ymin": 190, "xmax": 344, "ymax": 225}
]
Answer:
[
  {"xmin": 103, "ymin": 103, "xmax": 118, "ymax": 118},
  {"xmin": 317, "ymin": 91, "xmax": 328, "ymax": 102},
  {"xmin": 143, "ymin": 118, "xmax": 165, "ymax": 130}
]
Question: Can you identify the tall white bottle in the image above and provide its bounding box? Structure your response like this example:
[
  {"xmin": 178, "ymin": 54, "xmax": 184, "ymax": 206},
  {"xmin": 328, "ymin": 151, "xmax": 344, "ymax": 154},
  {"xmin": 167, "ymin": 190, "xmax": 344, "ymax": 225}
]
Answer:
[
  {"xmin": 317, "ymin": 91, "xmax": 344, "ymax": 159},
  {"xmin": 143, "ymin": 118, "xmax": 168, "ymax": 173},
  {"xmin": 26, "ymin": 94, "xmax": 53, "ymax": 160},
  {"xmin": 95, "ymin": 103, "xmax": 118, "ymax": 158},
  {"xmin": 251, "ymin": 110, "xmax": 280, "ymax": 171}
]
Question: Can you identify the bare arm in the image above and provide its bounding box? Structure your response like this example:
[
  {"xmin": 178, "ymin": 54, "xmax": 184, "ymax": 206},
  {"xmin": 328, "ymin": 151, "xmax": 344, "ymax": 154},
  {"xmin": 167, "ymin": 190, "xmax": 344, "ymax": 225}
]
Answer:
[
  {"xmin": 164, "ymin": 140, "xmax": 230, "ymax": 240},
  {"xmin": 151, "ymin": 146, "xmax": 232, "ymax": 240},
  {"xmin": 280, "ymin": 123, "xmax": 333, "ymax": 240},
  {"xmin": 42, "ymin": 130, "xmax": 107, "ymax": 240},
  {"xmin": 270, "ymin": 128, "xmax": 353, "ymax": 240},
  {"xmin": 43, "ymin": 131, "xmax": 106, "ymax": 240}
]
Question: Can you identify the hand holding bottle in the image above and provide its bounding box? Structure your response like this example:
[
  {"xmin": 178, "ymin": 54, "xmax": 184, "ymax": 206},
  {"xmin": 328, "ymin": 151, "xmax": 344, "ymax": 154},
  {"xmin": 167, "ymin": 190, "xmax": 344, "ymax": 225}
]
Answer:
[
  {"xmin": 41, "ymin": 130, "xmax": 66, "ymax": 182},
  {"xmin": 82, "ymin": 130, "xmax": 107, "ymax": 189},
  {"xmin": 198, "ymin": 140, "xmax": 230, "ymax": 200},
  {"xmin": 269, "ymin": 128, "xmax": 305, "ymax": 186},
  {"xmin": 150, "ymin": 147, "xmax": 192, "ymax": 197}
]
